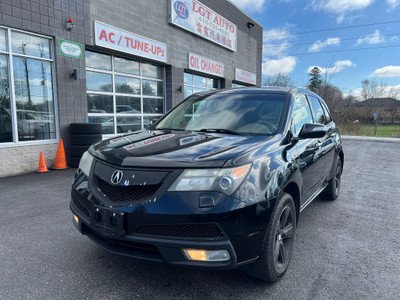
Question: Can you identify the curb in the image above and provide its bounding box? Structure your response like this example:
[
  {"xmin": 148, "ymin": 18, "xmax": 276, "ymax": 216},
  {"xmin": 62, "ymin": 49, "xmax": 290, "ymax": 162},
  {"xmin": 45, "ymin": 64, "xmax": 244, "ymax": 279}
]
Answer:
[{"xmin": 341, "ymin": 135, "xmax": 400, "ymax": 143}]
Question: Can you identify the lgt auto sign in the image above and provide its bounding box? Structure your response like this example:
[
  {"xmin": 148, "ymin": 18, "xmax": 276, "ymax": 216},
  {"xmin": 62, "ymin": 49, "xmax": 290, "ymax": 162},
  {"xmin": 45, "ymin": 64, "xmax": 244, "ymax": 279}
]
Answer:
[{"xmin": 170, "ymin": 0, "xmax": 237, "ymax": 51}]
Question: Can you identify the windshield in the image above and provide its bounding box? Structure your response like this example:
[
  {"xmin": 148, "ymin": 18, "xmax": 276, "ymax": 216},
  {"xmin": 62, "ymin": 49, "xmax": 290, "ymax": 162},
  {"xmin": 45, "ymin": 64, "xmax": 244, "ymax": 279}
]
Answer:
[{"xmin": 156, "ymin": 92, "xmax": 286, "ymax": 135}]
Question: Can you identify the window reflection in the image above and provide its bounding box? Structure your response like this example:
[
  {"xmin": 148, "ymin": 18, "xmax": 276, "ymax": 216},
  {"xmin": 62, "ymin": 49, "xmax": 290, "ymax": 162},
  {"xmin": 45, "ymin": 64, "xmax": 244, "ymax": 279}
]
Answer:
[
  {"xmin": 87, "ymin": 94, "xmax": 112, "ymax": 113},
  {"xmin": 142, "ymin": 80, "xmax": 163, "ymax": 96},
  {"xmin": 117, "ymin": 116, "xmax": 142, "ymax": 133},
  {"xmin": 12, "ymin": 31, "xmax": 50, "ymax": 59},
  {"xmin": 116, "ymin": 96, "xmax": 141, "ymax": 113},
  {"xmin": 86, "ymin": 71, "xmax": 112, "ymax": 92},
  {"xmin": 12, "ymin": 57, "xmax": 55, "ymax": 141},
  {"xmin": 0, "ymin": 55, "xmax": 12, "ymax": 142},
  {"xmin": 115, "ymin": 76, "xmax": 140, "ymax": 94},
  {"xmin": 85, "ymin": 51, "xmax": 111, "ymax": 70},
  {"xmin": 114, "ymin": 57, "xmax": 139, "ymax": 75},
  {"xmin": 0, "ymin": 29, "xmax": 6, "ymax": 52},
  {"xmin": 143, "ymin": 98, "xmax": 163, "ymax": 114},
  {"xmin": 142, "ymin": 63, "xmax": 162, "ymax": 79}
]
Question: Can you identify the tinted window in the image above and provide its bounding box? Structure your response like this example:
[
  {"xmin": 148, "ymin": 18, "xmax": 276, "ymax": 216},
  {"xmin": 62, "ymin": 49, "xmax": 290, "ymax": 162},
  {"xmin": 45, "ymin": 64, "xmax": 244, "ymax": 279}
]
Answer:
[
  {"xmin": 293, "ymin": 95, "xmax": 313, "ymax": 135},
  {"xmin": 308, "ymin": 95, "xmax": 327, "ymax": 124},
  {"xmin": 320, "ymin": 100, "xmax": 332, "ymax": 123},
  {"xmin": 156, "ymin": 93, "xmax": 286, "ymax": 135}
]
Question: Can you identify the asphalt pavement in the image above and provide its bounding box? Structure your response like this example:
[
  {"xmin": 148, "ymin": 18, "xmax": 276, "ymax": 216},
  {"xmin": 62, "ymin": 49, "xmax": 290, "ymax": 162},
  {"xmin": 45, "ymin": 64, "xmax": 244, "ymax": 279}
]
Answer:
[{"xmin": 1, "ymin": 137, "xmax": 399, "ymax": 299}]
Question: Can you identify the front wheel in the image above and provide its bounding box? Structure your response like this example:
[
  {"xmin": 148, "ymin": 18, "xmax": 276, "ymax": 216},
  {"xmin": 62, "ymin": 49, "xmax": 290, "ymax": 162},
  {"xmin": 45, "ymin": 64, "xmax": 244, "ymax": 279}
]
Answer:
[{"xmin": 246, "ymin": 192, "xmax": 296, "ymax": 282}]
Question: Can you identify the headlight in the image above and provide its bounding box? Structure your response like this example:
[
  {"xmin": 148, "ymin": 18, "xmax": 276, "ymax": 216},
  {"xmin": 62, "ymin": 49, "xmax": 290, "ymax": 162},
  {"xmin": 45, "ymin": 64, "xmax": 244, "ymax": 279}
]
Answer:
[
  {"xmin": 78, "ymin": 151, "xmax": 94, "ymax": 176},
  {"xmin": 168, "ymin": 164, "xmax": 251, "ymax": 195}
]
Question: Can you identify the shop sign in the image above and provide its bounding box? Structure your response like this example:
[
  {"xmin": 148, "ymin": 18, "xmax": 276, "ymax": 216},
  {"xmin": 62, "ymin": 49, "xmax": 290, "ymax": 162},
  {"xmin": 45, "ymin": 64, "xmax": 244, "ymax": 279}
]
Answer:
[
  {"xmin": 94, "ymin": 21, "xmax": 167, "ymax": 63},
  {"xmin": 59, "ymin": 39, "xmax": 82, "ymax": 59},
  {"xmin": 235, "ymin": 68, "xmax": 257, "ymax": 85},
  {"xmin": 189, "ymin": 53, "xmax": 224, "ymax": 77},
  {"xmin": 170, "ymin": 0, "xmax": 237, "ymax": 52}
]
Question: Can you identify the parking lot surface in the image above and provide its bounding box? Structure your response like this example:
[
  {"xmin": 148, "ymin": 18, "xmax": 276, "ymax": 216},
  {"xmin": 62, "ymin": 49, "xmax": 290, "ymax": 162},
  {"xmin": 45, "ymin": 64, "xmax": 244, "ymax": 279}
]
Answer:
[{"xmin": 1, "ymin": 138, "xmax": 399, "ymax": 299}]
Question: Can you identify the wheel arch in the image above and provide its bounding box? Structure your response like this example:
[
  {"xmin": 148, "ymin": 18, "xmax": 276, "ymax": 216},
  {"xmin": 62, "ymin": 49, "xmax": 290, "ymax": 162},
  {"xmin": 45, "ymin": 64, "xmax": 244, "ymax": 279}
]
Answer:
[{"xmin": 283, "ymin": 181, "xmax": 301, "ymax": 224}]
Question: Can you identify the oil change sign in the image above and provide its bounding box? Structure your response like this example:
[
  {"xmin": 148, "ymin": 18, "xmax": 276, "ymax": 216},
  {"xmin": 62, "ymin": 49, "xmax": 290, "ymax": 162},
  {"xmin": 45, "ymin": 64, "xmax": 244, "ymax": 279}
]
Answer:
[
  {"xmin": 94, "ymin": 21, "xmax": 167, "ymax": 63},
  {"xmin": 189, "ymin": 53, "xmax": 224, "ymax": 77},
  {"xmin": 170, "ymin": 0, "xmax": 237, "ymax": 51},
  {"xmin": 59, "ymin": 39, "xmax": 82, "ymax": 59}
]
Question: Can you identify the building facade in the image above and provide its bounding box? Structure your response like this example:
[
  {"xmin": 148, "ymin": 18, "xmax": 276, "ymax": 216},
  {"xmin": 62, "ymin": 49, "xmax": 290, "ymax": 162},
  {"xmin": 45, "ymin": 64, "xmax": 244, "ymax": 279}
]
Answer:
[{"xmin": 0, "ymin": 0, "xmax": 263, "ymax": 177}]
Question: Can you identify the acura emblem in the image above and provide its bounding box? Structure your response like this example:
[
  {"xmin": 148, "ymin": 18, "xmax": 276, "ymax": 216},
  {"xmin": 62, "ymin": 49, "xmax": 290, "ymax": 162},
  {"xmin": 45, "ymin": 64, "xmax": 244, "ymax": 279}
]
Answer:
[{"xmin": 111, "ymin": 170, "xmax": 123, "ymax": 185}]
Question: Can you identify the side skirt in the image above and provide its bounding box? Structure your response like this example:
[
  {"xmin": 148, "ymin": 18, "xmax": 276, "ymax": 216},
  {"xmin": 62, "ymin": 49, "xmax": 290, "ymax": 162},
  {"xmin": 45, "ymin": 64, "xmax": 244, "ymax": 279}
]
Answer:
[{"xmin": 300, "ymin": 183, "xmax": 328, "ymax": 212}]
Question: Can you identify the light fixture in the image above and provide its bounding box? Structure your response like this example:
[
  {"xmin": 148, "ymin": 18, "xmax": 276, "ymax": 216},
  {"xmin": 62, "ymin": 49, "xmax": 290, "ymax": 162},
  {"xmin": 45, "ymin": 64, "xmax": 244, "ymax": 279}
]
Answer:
[
  {"xmin": 71, "ymin": 69, "xmax": 78, "ymax": 80},
  {"xmin": 66, "ymin": 19, "xmax": 74, "ymax": 30},
  {"xmin": 247, "ymin": 22, "xmax": 255, "ymax": 29},
  {"xmin": 177, "ymin": 86, "xmax": 182, "ymax": 93}
]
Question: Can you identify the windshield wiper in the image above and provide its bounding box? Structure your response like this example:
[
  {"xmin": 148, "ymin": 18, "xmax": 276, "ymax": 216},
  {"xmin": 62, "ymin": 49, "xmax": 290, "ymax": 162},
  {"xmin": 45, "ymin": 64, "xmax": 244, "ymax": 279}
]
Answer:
[
  {"xmin": 198, "ymin": 128, "xmax": 242, "ymax": 135},
  {"xmin": 155, "ymin": 127, "xmax": 185, "ymax": 131}
]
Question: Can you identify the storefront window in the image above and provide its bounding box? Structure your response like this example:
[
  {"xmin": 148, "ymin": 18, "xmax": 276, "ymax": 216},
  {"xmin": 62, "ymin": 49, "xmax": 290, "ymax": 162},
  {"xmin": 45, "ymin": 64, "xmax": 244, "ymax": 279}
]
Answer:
[
  {"xmin": 233, "ymin": 83, "xmax": 246, "ymax": 88},
  {"xmin": 0, "ymin": 27, "xmax": 56, "ymax": 144},
  {"xmin": 85, "ymin": 50, "xmax": 164, "ymax": 136},
  {"xmin": 184, "ymin": 72, "xmax": 218, "ymax": 98},
  {"xmin": 0, "ymin": 29, "xmax": 7, "ymax": 51}
]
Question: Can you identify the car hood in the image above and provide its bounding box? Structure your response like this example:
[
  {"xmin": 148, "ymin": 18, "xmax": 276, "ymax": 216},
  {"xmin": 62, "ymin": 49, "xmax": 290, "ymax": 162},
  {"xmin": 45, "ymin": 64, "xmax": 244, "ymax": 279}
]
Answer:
[{"xmin": 91, "ymin": 130, "xmax": 272, "ymax": 168}]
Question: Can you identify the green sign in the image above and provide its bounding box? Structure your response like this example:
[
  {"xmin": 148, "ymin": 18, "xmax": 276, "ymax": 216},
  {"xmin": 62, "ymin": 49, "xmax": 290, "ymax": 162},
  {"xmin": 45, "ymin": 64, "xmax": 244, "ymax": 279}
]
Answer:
[{"xmin": 59, "ymin": 39, "xmax": 82, "ymax": 59}]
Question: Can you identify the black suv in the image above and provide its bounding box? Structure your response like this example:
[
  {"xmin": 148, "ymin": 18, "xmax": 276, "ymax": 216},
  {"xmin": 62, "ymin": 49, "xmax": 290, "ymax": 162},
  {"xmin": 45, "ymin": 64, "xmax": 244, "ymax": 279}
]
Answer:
[{"xmin": 70, "ymin": 87, "xmax": 343, "ymax": 282}]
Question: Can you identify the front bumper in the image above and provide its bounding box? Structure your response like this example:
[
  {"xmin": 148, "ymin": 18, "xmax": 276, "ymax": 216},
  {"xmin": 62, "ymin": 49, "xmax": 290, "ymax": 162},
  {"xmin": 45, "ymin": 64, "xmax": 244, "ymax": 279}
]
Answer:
[{"xmin": 70, "ymin": 169, "xmax": 273, "ymax": 269}]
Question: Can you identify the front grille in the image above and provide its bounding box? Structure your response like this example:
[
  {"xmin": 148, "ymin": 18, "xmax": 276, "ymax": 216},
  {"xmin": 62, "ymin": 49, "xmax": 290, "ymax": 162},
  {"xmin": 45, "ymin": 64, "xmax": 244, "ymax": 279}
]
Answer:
[
  {"xmin": 98, "ymin": 178, "xmax": 162, "ymax": 202},
  {"xmin": 134, "ymin": 224, "xmax": 224, "ymax": 239},
  {"xmin": 72, "ymin": 196, "xmax": 91, "ymax": 218}
]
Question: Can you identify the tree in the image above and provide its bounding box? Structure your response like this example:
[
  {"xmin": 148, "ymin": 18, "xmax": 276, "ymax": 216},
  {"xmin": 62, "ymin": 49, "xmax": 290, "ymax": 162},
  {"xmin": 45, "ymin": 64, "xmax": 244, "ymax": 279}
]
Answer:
[
  {"xmin": 307, "ymin": 67, "xmax": 322, "ymax": 93},
  {"xmin": 262, "ymin": 73, "xmax": 295, "ymax": 87},
  {"xmin": 361, "ymin": 79, "xmax": 387, "ymax": 136}
]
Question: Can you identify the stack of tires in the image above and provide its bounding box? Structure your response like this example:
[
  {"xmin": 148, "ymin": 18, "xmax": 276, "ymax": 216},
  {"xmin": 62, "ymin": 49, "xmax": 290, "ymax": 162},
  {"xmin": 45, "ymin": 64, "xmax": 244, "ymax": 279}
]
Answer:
[{"xmin": 69, "ymin": 123, "xmax": 102, "ymax": 168}]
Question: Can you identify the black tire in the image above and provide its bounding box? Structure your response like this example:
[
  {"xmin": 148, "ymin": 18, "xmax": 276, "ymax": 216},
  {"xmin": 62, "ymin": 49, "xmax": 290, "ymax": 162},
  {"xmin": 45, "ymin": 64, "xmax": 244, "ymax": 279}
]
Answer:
[
  {"xmin": 70, "ymin": 157, "xmax": 81, "ymax": 168},
  {"xmin": 69, "ymin": 123, "xmax": 101, "ymax": 134},
  {"xmin": 70, "ymin": 145, "xmax": 90, "ymax": 157},
  {"xmin": 246, "ymin": 193, "xmax": 296, "ymax": 282},
  {"xmin": 69, "ymin": 134, "xmax": 101, "ymax": 146},
  {"xmin": 321, "ymin": 157, "xmax": 342, "ymax": 201}
]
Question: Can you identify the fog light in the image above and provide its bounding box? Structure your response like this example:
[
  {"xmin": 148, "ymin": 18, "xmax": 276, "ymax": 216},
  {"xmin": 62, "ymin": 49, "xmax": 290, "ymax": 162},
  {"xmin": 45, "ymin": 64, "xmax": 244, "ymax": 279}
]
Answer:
[
  {"xmin": 183, "ymin": 249, "xmax": 230, "ymax": 262},
  {"xmin": 74, "ymin": 215, "xmax": 79, "ymax": 223}
]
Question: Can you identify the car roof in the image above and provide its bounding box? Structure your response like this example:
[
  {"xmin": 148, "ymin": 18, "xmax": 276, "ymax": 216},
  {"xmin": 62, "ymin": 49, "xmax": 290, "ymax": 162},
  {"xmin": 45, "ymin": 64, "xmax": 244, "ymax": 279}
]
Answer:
[{"xmin": 201, "ymin": 87, "xmax": 319, "ymax": 98}]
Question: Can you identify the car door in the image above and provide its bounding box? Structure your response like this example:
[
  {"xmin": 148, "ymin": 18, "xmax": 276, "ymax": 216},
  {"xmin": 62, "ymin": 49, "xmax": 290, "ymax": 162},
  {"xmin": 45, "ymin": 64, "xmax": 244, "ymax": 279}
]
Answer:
[
  {"xmin": 307, "ymin": 95, "xmax": 336, "ymax": 180},
  {"xmin": 287, "ymin": 94, "xmax": 325, "ymax": 203}
]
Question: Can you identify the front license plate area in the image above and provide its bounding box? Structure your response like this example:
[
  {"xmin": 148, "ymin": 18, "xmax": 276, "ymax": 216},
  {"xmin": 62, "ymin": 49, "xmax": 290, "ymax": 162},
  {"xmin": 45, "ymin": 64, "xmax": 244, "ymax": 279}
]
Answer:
[{"xmin": 90, "ymin": 206, "xmax": 125, "ymax": 237}]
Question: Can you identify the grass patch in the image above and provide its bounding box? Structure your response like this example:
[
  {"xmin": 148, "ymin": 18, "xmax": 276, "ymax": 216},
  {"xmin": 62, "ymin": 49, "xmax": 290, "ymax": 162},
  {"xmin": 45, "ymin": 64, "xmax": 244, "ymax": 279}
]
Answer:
[{"xmin": 338, "ymin": 124, "xmax": 400, "ymax": 138}]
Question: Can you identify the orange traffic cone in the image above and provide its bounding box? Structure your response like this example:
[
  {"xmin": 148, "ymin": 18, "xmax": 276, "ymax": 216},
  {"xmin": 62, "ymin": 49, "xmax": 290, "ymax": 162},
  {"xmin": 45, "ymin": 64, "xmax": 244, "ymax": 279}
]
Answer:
[
  {"xmin": 38, "ymin": 152, "xmax": 49, "ymax": 173},
  {"xmin": 52, "ymin": 139, "xmax": 68, "ymax": 170}
]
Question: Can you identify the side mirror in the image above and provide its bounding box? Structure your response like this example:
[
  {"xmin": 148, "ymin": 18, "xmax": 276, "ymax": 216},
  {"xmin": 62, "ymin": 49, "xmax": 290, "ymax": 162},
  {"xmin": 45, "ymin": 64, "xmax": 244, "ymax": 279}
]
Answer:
[
  {"xmin": 298, "ymin": 123, "xmax": 327, "ymax": 139},
  {"xmin": 150, "ymin": 117, "xmax": 160, "ymax": 125}
]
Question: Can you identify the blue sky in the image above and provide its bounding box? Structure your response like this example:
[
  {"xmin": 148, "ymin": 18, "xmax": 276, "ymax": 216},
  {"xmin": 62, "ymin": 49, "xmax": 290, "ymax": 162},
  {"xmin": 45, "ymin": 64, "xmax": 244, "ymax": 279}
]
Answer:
[{"xmin": 230, "ymin": 0, "xmax": 400, "ymax": 97}]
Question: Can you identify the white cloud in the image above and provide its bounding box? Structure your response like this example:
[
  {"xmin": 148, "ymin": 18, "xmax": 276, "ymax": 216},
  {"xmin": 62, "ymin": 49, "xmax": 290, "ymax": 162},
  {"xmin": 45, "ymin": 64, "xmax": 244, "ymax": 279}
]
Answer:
[
  {"xmin": 263, "ymin": 56, "xmax": 297, "ymax": 76},
  {"xmin": 390, "ymin": 36, "xmax": 399, "ymax": 42},
  {"xmin": 310, "ymin": 0, "xmax": 374, "ymax": 14},
  {"xmin": 263, "ymin": 26, "xmax": 295, "ymax": 56},
  {"xmin": 308, "ymin": 37, "xmax": 341, "ymax": 52},
  {"xmin": 310, "ymin": 0, "xmax": 373, "ymax": 23},
  {"xmin": 371, "ymin": 66, "xmax": 400, "ymax": 77},
  {"xmin": 356, "ymin": 30, "xmax": 385, "ymax": 46},
  {"xmin": 386, "ymin": 0, "xmax": 400, "ymax": 10},
  {"xmin": 229, "ymin": 0, "xmax": 266, "ymax": 12},
  {"xmin": 306, "ymin": 60, "xmax": 355, "ymax": 74}
]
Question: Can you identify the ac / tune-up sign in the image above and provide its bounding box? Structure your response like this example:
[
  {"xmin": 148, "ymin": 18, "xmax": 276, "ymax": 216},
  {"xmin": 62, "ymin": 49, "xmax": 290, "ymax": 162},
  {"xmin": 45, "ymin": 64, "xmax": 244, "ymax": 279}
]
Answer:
[
  {"xmin": 94, "ymin": 21, "xmax": 167, "ymax": 63},
  {"xmin": 171, "ymin": 0, "xmax": 238, "ymax": 51}
]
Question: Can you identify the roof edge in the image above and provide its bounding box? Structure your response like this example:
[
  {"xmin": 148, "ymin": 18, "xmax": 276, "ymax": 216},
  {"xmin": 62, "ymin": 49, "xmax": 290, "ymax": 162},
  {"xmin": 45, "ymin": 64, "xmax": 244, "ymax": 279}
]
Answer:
[{"xmin": 225, "ymin": 0, "xmax": 263, "ymax": 28}]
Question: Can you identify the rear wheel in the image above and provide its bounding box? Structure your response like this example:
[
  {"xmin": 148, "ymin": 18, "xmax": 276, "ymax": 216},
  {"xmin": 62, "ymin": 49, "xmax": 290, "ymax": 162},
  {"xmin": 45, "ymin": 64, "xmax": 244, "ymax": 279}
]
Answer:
[
  {"xmin": 246, "ymin": 192, "xmax": 296, "ymax": 282},
  {"xmin": 321, "ymin": 157, "xmax": 342, "ymax": 201}
]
